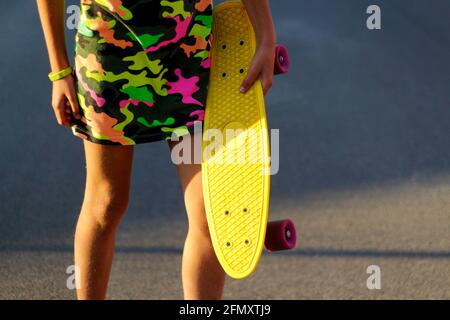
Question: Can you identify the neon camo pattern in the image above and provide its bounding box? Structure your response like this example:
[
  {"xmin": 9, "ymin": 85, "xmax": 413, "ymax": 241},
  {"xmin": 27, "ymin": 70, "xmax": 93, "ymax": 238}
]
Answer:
[{"xmin": 71, "ymin": 0, "xmax": 213, "ymax": 145}]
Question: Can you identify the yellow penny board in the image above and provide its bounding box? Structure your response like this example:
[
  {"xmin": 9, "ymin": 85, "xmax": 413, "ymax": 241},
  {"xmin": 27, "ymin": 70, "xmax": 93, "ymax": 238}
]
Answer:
[{"xmin": 202, "ymin": 0, "xmax": 270, "ymax": 279}]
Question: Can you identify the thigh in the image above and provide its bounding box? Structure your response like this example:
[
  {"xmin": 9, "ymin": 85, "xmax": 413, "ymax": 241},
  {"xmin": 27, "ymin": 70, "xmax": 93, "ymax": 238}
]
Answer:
[{"xmin": 83, "ymin": 140, "xmax": 134, "ymax": 201}]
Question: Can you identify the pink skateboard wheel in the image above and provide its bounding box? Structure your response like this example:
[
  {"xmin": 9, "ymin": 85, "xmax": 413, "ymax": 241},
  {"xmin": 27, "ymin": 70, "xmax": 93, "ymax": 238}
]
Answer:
[
  {"xmin": 265, "ymin": 219, "xmax": 297, "ymax": 252},
  {"xmin": 274, "ymin": 44, "xmax": 290, "ymax": 75}
]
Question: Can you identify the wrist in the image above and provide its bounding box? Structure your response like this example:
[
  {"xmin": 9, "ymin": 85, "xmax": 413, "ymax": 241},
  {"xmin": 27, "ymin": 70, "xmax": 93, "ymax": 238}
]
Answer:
[
  {"xmin": 256, "ymin": 30, "xmax": 276, "ymax": 47},
  {"xmin": 49, "ymin": 56, "xmax": 70, "ymax": 73},
  {"xmin": 257, "ymin": 37, "xmax": 276, "ymax": 50},
  {"xmin": 48, "ymin": 66, "xmax": 73, "ymax": 82},
  {"xmin": 50, "ymin": 63, "xmax": 70, "ymax": 74}
]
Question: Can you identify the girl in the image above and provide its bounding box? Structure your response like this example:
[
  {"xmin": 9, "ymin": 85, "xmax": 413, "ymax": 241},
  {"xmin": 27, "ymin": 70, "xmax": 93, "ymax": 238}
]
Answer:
[{"xmin": 36, "ymin": 0, "xmax": 275, "ymax": 299}]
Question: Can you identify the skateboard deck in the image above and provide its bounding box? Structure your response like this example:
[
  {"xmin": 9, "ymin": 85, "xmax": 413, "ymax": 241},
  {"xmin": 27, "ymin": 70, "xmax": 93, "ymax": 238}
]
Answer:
[{"xmin": 202, "ymin": 0, "xmax": 270, "ymax": 279}]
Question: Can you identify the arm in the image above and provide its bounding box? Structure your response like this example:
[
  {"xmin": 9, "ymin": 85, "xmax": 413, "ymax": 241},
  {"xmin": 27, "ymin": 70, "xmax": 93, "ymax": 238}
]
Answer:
[
  {"xmin": 36, "ymin": 0, "xmax": 81, "ymax": 126},
  {"xmin": 240, "ymin": 0, "xmax": 276, "ymax": 95}
]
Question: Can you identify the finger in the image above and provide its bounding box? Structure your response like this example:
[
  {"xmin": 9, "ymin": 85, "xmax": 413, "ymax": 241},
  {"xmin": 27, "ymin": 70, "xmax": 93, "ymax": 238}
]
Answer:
[
  {"xmin": 67, "ymin": 93, "xmax": 81, "ymax": 119},
  {"xmin": 52, "ymin": 99, "xmax": 71, "ymax": 127},
  {"xmin": 240, "ymin": 61, "xmax": 261, "ymax": 93},
  {"xmin": 65, "ymin": 101, "xmax": 74, "ymax": 122},
  {"xmin": 261, "ymin": 70, "xmax": 273, "ymax": 96}
]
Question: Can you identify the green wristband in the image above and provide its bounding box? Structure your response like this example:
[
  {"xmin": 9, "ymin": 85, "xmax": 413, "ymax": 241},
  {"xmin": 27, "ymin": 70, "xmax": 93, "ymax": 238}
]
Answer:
[{"xmin": 48, "ymin": 66, "xmax": 73, "ymax": 82}]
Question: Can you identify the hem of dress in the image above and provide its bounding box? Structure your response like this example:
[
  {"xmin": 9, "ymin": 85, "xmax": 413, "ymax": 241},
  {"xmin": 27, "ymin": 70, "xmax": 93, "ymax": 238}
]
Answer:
[{"xmin": 71, "ymin": 123, "xmax": 203, "ymax": 146}]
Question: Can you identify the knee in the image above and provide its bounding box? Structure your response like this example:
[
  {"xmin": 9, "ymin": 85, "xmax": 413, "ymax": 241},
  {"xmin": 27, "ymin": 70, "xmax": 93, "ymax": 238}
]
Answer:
[
  {"xmin": 187, "ymin": 212, "xmax": 212, "ymax": 242},
  {"xmin": 82, "ymin": 186, "xmax": 129, "ymax": 230}
]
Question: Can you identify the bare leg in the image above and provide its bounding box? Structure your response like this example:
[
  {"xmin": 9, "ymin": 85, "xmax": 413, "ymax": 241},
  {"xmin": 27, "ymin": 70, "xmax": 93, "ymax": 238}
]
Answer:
[
  {"xmin": 75, "ymin": 140, "xmax": 134, "ymax": 300},
  {"xmin": 168, "ymin": 133, "xmax": 226, "ymax": 300}
]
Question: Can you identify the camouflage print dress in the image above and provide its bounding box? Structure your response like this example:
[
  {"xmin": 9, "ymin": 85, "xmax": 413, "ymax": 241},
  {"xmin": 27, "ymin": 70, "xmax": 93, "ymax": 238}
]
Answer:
[{"xmin": 71, "ymin": 0, "xmax": 213, "ymax": 145}]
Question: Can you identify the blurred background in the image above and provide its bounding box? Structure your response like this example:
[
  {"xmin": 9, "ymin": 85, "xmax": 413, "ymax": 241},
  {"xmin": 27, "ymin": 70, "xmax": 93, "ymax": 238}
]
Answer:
[{"xmin": 0, "ymin": 0, "xmax": 449, "ymax": 299}]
